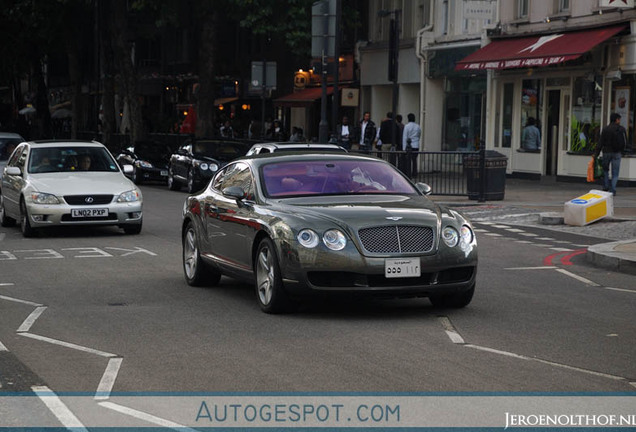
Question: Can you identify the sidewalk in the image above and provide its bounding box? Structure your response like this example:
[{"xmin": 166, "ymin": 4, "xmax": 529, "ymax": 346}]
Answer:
[{"xmin": 431, "ymin": 178, "xmax": 636, "ymax": 275}]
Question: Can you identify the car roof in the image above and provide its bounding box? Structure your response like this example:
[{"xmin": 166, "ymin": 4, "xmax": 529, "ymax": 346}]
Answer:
[
  {"xmin": 25, "ymin": 140, "xmax": 106, "ymax": 148},
  {"xmin": 0, "ymin": 132, "xmax": 24, "ymax": 139},
  {"xmin": 244, "ymin": 151, "xmax": 381, "ymax": 167}
]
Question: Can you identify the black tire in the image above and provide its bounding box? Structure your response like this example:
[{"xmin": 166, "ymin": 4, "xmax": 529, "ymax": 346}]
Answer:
[
  {"xmin": 429, "ymin": 283, "xmax": 475, "ymax": 308},
  {"xmin": 186, "ymin": 169, "xmax": 196, "ymax": 194},
  {"xmin": 123, "ymin": 221, "xmax": 142, "ymax": 235},
  {"xmin": 132, "ymin": 167, "xmax": 143, "ymax": 185},
  {"xmin": 182, "ymin": 222, "xmax": 221, "ymax": 287},
  {"xmin": 254, "ymin": 237, "xmax": 295, "ymax": 314},
  {"xmin": 167, "ymin": 167, "xmax": 180, "ymax": 191},
  {"xmin": 0, "ymin": 194, "xmax": 16, "ymax": 227},
  {"xmin": 20, "ymin": 199, "xmax": 37, "ymax": 238}
]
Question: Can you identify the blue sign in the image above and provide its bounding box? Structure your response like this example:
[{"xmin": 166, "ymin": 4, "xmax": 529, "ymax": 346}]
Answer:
[{"xmin": 571, "ymin": 199, "xmax": 588, "ymax": 204}]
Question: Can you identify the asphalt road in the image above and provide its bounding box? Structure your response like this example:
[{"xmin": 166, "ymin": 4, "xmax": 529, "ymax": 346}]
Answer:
[{"xmin": 1, "ymin": 183, "xmax": 635, "ymax": 425}]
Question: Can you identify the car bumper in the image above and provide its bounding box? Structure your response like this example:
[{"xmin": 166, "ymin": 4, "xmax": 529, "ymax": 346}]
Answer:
[
  {"xmin": 25, "ymin": 201, "xmax": 143, "ymax": 227},
  {"xmin": 139, "ymin": 167, "xmax": 169, "ymax": 182}
]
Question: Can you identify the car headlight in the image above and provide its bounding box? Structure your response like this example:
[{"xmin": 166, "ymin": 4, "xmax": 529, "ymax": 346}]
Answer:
[
  {"xmin": 200, "ymin": 163, "xmax": 209, "ymax": 171},
  {"xmin": 323, "ymin": 229, "xmax": 347, "ymax": 251},
  {"xmin": 209, "ymin": 163, "xmax": 219, "ymax": 172},
  {"xmin": 297, "ymin": 229, "xmax": 319, "ymax": 248},
  {"xmin": 137, "ymin": 160, "xmax": 153, "ymax": 168},
  {"xmin": 442, "ymin": 226, "xmax": 459, "ymax": 247},
  {"xmin": 31, "ymin": 192, "xmax": 60, "ymax": 205},
  {"xmin": 460, "ymin": 225, "xmax": 473, "ymax": 245},
  {"xmin": 117, "ymin": 190, "xmax": 141, "ymax": 202}
]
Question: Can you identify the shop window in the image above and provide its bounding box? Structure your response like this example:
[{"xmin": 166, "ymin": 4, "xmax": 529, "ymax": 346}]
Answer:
[
  {"xmin": 501, "ymin": 83, "xmax": 514, "ymax": 148},
  {"xmin": 610, "ymin": 75, "xmax": 635, "ymax": 153},
  {"xmin": 520, "ymin": 80, "xmax": 542, "ymax": 151},
  {"xmin": 444, "ymin": 78, "xmax": 486, "ymax": 151},
  {"xmin": 571, "ymin": 76, "xmax": 602, "ymax": 154}
]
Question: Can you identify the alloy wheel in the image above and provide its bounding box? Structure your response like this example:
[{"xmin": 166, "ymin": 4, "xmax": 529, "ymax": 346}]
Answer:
[{"xmin": 256, "ymin": 245, "xmax": 275, "ymax": 305}]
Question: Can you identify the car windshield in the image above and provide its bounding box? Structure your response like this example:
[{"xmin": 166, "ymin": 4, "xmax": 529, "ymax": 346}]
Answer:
[
  {"xmin": 135, "ymin": 142, "xmax": 171, "ymax": 158},
  {"xmin": 261, "ymin": 159, "xmax": 416, "ymax": 197},
  {"xmin": 0, "ymin": 138, "xmax": 23, "ymax": 162},
  {"xmin": 28, "ymin": 146, "xmax": 120, "ymax": 173},
  {"xmin": 193, "ymin": 141, "xmax": 246, "ymax": 161}
]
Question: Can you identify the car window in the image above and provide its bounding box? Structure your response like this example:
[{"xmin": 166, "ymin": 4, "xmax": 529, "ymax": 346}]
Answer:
[
  {"xmin": 261, "ymin": 159, "xmax": 416, "ymax": 197},
  {"xmin": 210, "ymin": 165, "xmax": 230, "ymax": 191},
  {"xmin": 7, "ymin": 144, "xmax": 25, "ymax": 167},
  {"xmin": 0, "ymin": 138, "xmax": 22, "ymax": 162},
  {"xmin": 212, "ymin": 162, "xmax": 254, "ymax": 199},
  {"xmin": 27, "ymin": 146, "xmax": 120, "ymax": 173},
  {"xmin": 15, "ymin": 146, "xmax": 28, "ymax": 169}
]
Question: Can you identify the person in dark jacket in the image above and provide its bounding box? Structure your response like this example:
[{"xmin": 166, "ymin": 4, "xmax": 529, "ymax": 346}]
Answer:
[
  {"xmin": 594, "ymin": 112, "xmax": 627, "ymax": 195},
  {"xmin": 354, "ymin": 112, "xmax": 376, "ymax": 153}
]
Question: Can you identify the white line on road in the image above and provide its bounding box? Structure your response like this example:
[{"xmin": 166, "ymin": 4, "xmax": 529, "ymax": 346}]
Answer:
[
  {"xmin": 491, "ymin": 225, "xmax": 510, "ymax": 229},
  {"xmin": 536, "ymin": 237, "xmax": 556, "ymax": 241},
  {"xmin": 17, "ymin": 306, "xmax": 47, "ymax": 333},
  {"xmin": 0, "ymin": 295, "xmax": 43, "ymax": 307},
  {"xmin": 20, "ymin": 332, "xmax": 116, "ymax": 358},
  {"xmin": 0, "ymin": 339, "xmax": 8, "ymax": 351},
  {"xmin": 515, "ymin": 240, "xmax": 533, "ymax": 244},
  {"xmin": 98, "ymin": 401, "xmax": 198, "ymax": 431},
  {"xmin": 0, "ymin": 282, "xmax": 14, "ymax": 286},
  {"xmin": 465, "ymin": 344, "xmax": 527, "ymax": 359},
  {"xmin": 505, "ymin": 228, "xmax": 526, "ymax": 233},
  {"xmin": 32, "ymin": 386, "xmax": 88, "ymax": 431},
  {"xmin": 555, "ymin": 269, "xmax": 601, "ymax": 286},
  {"xmin": 605, "ymin": 287, "xmax": 636, "ymax": 294},
  {"xmin": 484, "ymin": 233, "xmax": 502, "ymax": 236},
  {"xmin": 549, "ymin": 247, "xmax": 574, "ymax": 252},
  {"xmin": 95, "ymin": 358, "xmax": 123, "ymax": 400},
  {"xmin": 520, "ymin": 233, "xmax": 539, "ymax": 237},
  {"xmin": 438, "ymin": 317, "xmax": 465, "ymax": 344},
  {"xmin": 532, "ymin": 244, "xmax": 553, "ymax": 248},
  {"xmin": 505, "ymin": 266, "xmax": 557, "ymax": 270}
]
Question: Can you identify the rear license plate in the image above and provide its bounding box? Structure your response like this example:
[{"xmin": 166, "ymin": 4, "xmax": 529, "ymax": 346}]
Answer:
[
  {"xmin": 385, "ymin": 258, "xmax": 421, "ymax": 278},
  {"xmin": 160, "ymin": 170, "xmax": 168, "ymax": 176},
  {"xmin": 71, "ymin": 208, "xmax": 108, "ymax": 218}
]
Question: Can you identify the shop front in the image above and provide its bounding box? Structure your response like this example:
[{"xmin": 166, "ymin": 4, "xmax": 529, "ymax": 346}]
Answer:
[{"xmin": 457, "ymin": 24, "xmax": 636, "ymax": 184}]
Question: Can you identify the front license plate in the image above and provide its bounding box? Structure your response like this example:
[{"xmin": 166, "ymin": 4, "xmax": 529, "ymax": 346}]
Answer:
[
  {"xmin": 71, "ymin": 208, "xmax": 108, "ymax": 218},
  {"xmin": 385, "ymin": 258, "xmax": 421, "ymax": 278},
  {"xmin": 160, "ymin": 170, "xmax": 168, "ymax": 176}
]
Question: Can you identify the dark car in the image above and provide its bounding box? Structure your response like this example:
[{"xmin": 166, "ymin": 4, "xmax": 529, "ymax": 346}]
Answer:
[
  {"xmin": 168, "ymin": 138, "xmax": 249, "ymax": 193},
  {"xmin": 181, "ymin": 152, "xmax": 478, "ymax": 314},
  {"xmin": 116, "ymin": 140, "xmax": 172, "ymax": 184},
  {"xmin": 246, "ymin": 142, "xmax": 347, "ymax": 156}
]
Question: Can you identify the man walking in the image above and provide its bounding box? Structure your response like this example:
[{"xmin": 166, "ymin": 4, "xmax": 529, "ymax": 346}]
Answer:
[
  {"xmin": 402, "ymin": 113, "xmax": 422, "ymax": 179},
  {"xmin": 378, "ymin": 112, "xmax": 397, "ymax": 164},
  {"xmin": 336, "ymin": 116, "xmax": 352, "ymax": 150},
  {"xmin": 354, "ymin": 112, "xmax": 376, "ymax": 153},
  {"xmin": 594, "ymin": 113, "xmax": 626, "ymax": 195}
]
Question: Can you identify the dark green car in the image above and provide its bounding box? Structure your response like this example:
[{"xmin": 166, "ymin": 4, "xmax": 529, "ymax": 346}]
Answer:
[{"xmin": 181, "ymin": 153, "xmax": 477, "ymax": 314}]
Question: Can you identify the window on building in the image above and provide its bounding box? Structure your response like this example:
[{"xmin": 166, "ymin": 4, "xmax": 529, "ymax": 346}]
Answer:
[
  {"xmin": 418, "ymin": 0, "xmax": 432, "ymax": 29},
  {"xmin": 558, "ymin": 0, "xmax": 570, "ymax": 13},
  {"xmin": 501, "ymin": 83, "xmax": 514, "ymax": 148},
  {"xmin": 517, "ymin": 0, "xmax": 528, "ymax": 19},
  {"xmin": 570, "ymin": 76, "xmax": 602, "ymax": 154},
  {"xmin": 442, "ymin": 0, "xmax": 449, "ymax": 35},
  {"xmin": 520, "ymin": 80, "xmax": 543, "ymax": 151}
]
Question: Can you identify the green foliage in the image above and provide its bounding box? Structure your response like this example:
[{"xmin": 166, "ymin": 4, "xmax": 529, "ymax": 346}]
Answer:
[{"xmin": 570, "ymin": 116, "xmax": 599, "ymax": 154}]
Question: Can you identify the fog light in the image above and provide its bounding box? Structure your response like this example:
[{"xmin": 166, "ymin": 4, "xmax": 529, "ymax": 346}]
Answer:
[
  {"xmin": 32, "ymin": 215, "xmax": 45, "ymax": 222},
  {"xmin": 130, "ymin": 212, "xmax": 142, "ymax": 218}
]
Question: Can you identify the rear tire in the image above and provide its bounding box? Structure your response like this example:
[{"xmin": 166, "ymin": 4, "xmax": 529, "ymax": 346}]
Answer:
[
  {"xmin": 182, "ymin": 222, "xmax": 222, "ymax": 286},
  {"xmin": 0, "ymin": 194, "xmax": 16, "ymax": 227},
  {"xmin": 20, "ymin": 199, "xmax": 37, "ymax": 238},
  {"xmin": 429, "ymin": 284, "xmax": 475, "ymax": 308}
]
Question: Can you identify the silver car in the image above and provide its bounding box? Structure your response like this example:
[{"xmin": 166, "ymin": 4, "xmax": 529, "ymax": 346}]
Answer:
[{"xmin": 0, "ymin": 140, "xmax": 143, "ymax": 237}]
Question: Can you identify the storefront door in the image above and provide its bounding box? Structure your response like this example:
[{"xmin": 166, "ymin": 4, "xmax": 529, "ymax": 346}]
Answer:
[{"xmin": 545, "ymin": 88, "xmax": 569, "ymax": 176}]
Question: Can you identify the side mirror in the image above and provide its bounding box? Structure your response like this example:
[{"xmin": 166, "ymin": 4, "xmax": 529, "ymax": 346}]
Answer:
[
  {"xmin": 222, "ymin": 186, "xmax": 246, "ymax": 200},
  {"xmin": 122, "ymin": 165, "xmax": 134, "ymax": 174},
  {"xmin": 415, "ymin": 182, "xmax": 432, "ymax": 196},
  {"xmin": 5, "ymin": 166, "xmax": 21, "ymax": 176}
]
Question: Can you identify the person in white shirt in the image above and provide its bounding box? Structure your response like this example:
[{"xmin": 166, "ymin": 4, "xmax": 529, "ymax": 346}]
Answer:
[
  {"xmin": 336, "ymin": 116, "xmax": 352, "ymax": 149},
  {"xmin": 402, "ymin": 113, "xmax": 422, "ymax": 179}
]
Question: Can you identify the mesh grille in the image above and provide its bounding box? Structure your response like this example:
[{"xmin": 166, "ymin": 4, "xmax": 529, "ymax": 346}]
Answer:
[
  {"xmin": 358, "ymin": 225, "xmax": 434, "ymax": 254},
  {"xmin": 64, "ymin": 195, "xmax": 114, "ymax": 205}
]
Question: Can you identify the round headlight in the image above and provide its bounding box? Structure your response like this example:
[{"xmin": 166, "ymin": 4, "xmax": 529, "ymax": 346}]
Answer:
[
  {"xmin": 460, "ymin": 225, "xmax": 473, "ymax": 244},
  {"xmin": 442, "ymin": 226, "xmax": 459, "ymax": 247},
  {"xmin": 200, "ymin": 163, "xmax": 209, "ymax": 171},
  {"xmin": 297, "ymin": 229, "xmax": 319, "ymax": 248},
  {"xmin": 209, "ymin": 163, "xmax": 219, "ymax": 172},
  {"xmin": 323, "ymin": 229, "xmax": 347, "ymax": 251}
]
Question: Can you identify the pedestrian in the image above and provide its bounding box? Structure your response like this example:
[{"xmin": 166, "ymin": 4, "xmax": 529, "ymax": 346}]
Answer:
[
  {"xmin": 402, "ymin": 113, "xmax": 422, "ymax": 179},
  {"xmin": 289, "ymin": 127, "xmax": 305, "ymax": 142},
  {"xmin": 267, "ymin": 120, "xmax": 286, "ymax": 141},
  {"xmin": 336, "ymin": 116, "xmax": 352, "ymax": 150},
  {"xmin": 378, "ymin": 112, "xmax": 397, "ymax": 164},
  {"xmin": 594, "ymin": 113, "xmax": 627, "ymax": 195},
  {"xmin": 220, "ymin": 120, "xmax": 234, "ymax": 138},
  {"xmin": 521, "ymin": 117, "xmax": 541, "ymax": 151},
  {"xmin": 354, "ymin": 111, "xmax": 376, "ymax": 153}
]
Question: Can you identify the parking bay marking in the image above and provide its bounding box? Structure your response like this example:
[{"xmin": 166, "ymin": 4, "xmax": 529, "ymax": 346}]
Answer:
[
  {"xmin": 32, "ymin": 385, "xmax": 88, "ymax": 431},
  {"xmin": 98, "ymin": 402, "xmax": 198, "ymax": 431},
  {"xmin": 0, "ymin": 247, "xmax": 157, "ymax": 261}
]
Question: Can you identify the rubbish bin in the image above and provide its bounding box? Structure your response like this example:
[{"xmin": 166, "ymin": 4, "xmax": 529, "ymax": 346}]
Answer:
[{"xmin": 464, "ymin": 150, "xmax": 508, "ymax": 201}]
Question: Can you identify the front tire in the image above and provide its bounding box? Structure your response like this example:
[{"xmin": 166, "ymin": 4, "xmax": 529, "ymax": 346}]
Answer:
[
  {"xmin": 132, "ymin": 167, "xmax": 143, "ymax": 185},
  {"xmin": 429, "ymin": 283, "xmax": 475, "ymax": 308},
  {"xmin": 0, "ymin": 194, "xmax": 16, "ymax": 227},
  {"xmin": 167, "ymin": 167, "xmax": 180, "ymax": 191},
  {"xmin": 123, "ymin": 221, "xmax": 142, "ymax": 235},
  {"xmin": 20, "ymin": 199, "xmax": 37, "ymax": 238},
  {"xmin": 182, "ymin": 222, "xmax": 221, "ymax": 286},
  {"xmin": 255, "ymin": 238, "xmax": 295, "ymax": 314}
]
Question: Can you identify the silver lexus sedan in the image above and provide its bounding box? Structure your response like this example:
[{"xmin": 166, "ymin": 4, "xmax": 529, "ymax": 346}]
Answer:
[{"xmin": 0, "ymin": 140, "xmax": 143, "ymax": 237}]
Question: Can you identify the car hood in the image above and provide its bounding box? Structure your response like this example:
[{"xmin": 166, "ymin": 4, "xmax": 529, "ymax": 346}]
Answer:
[
  {"xmin": 138, "ymin": 155, "xmax": 169, "ymax": 166},
  {"xmin": 272, "ymin": 194, "xmax": 444, "ymax": 229},
  {"xmin": 28, "ymin": 172, "xmax": 136, "ymax": 195}
]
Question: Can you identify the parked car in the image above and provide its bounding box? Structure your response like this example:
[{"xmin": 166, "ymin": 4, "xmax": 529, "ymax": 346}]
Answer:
[
  {"xmin": 181, "ymin": 152, "xmax": 477, "ymax": 314},
  {"xmin": 116, "ymin": 140, "xmax": 172, "ymax": 184},
  {"xmin": 246, "ymin": 142, "xmax": 346, "ymax": 156},
  {"xmin": 0, "ymin": 132, "xmax": 25, "ymax": 174},
  {"xmin": 168, "ymin": 138, "xmax": 249, "ymax": 193},
  {"xmin": 0, "ymin": 140, "xmax": 143, "ymax": 237}
]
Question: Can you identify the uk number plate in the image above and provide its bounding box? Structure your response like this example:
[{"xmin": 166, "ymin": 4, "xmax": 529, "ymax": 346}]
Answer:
[
  {"xmin": 385, "ymin": 258, "xmax": 421, "ymax": 278},
  {"xmin": 160, "ymin": 170, "xmax": 168, "ymax": 176},
  {"xmin": 71, "ymin": 208, "xmax": 108, "ymax": 218}
]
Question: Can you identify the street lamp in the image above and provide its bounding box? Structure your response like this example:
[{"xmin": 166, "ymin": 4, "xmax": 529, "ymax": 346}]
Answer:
[{"xmin": 379, "ymin": 9, "xmax": 401, "ymax": 151}]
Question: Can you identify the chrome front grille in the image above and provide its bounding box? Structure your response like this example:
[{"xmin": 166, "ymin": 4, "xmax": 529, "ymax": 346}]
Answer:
[
  {"xmin": 358, "ymin": 225, "xmax": 434, "ymax": 254},
  {"xmin": 64, "ymin": 195, "xmax": 114, "ymax": 205}
]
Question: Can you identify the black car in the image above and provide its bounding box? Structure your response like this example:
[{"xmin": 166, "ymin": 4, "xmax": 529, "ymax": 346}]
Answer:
[
  {"xmin": 168, "ymin": 138, "xmax": 249, "ymax": 193},
  {"xmin": 116, "ymin": 140, "xmax": 172, "ymax": 184}
]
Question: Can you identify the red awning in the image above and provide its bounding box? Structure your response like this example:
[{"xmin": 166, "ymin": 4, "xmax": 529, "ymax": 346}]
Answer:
[
  {"xmin": 456, "ymin": 25, "xmax": 626, "ymax": 71},
  {"xmin": 274, "ymin": 87, "xmax": 334, "ymax": 107}
]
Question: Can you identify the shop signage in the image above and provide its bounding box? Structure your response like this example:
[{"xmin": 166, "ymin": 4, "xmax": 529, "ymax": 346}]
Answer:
[{"xmin": 463, "ymin": 1, "xmax": 496, "ymax": 20}]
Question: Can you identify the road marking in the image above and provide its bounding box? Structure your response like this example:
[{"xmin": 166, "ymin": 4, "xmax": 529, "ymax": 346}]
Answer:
[
  {"xmin": 19, "ymin": 332, "xmax": 116, "ymax": 358},
  {"xmin": 32, "ymin": 386, "xmax": 88, "ymax": 431},
  {"xmin": 536, "ymin": 237, "xmax": 556, "ymax": 241},
  {"xmin": 0, "ymin": 295, "xmax": 43, "ymax": 307},
  {"xmin": 95, "ymin": 358, "xmax": 123, "ymax": 400},
  {"xmin": 14, "ymin": 249, "xmax": 64, "ymax": 259},
  {"xmin": 465, "ymin": 344, "xmax": 527, "ymax": 359},
  {"xmin": 519, "ymin": 233, "xmax": 539, "ymax": 237},
  {"xmin": 99, "ymin": 402, "xmax": 198, "ymax": 431},
  {"xmin": 491, "ymin": 224, "xmax": 510, "ymax": 229},
  {"xmin": 549, "ymin": 247, "xmax": 574, "ymax": 252},
  {"xmin": 532, "ymin": 244, "xmax": 553, "ymax": 248},
  {"xmin": 505, "ymin": 266, "xmax": 557, "ymax": 270},
  {"xmin": 515, "ymin": 240, "xmax": 533, "ymax": 244},
  {"xmin": 17, "ymin": 306, "xmax": 47, "ymax": 332},
  {"xmin": 484, "ymin": 233, "xmax": 502, "ymax": 236},
  {"xmin": 473, "ymin": 229, "xmax": 489, "ymax": 233},
  {"xmin": 438, "ymin": 316, "xmax": 465, "ymax": 344},
  {"xmin": 631, "ymin": 382, "xmax": 636, "ymax": 389},
  {"xmin": 505, "ymin": 228, "xmax": 526, "ymax": 233},
  {"xmin": 0, "ymin": 282, "xmax": 14, "ymax": 286},
  {"xmin": 0, "ymin": 339, "xmax": 8, "ymax": 351},
  {"xmin": 605, "ymin": 287, "xmax": 636, "ymax": 294},
  {"xmin": 104, "ymin": 247, "xmax": 157, "ymax": 257},
  {"xmin": 555, "ymin": 268, "xmax": 601, "ymax": 286}
]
